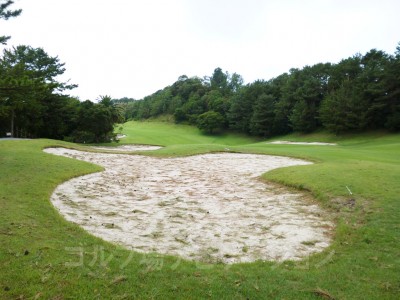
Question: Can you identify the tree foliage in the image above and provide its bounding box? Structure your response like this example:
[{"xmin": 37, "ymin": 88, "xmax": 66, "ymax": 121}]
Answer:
[
  {"xmin": 0, "ymin": 46, "xmax": 120, "ymax": 142},
  {"xmin": 197, "ymin": 111, "xmax": 226, "ymax": 134},
  {"xmin": 250, "ymin": 94, "xmax": 276, "ymax": 137},
  {"xmin": 119, "ymin": 44, "xmax": 400, "ymax": 136}
]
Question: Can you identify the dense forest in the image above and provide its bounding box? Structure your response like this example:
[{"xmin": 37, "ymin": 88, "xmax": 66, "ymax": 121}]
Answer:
[
  {"xmin": 117, "ymin": 45, "xmax": 400, "ymax": 136},
  {"xmin": 0, "ymin": 1, "xmax": 123, "ymax": 142}
]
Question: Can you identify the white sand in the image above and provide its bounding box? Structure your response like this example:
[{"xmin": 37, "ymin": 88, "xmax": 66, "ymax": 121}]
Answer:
[
  {"xmin": 91, "ymin": 145, "xmax": 162, "ymax": 152},
  {"xmin": 44, "ymin": 148, "xmax": 333, "ymax": 264},
  {"xmin": 269, "ymin": 141, "xmax": 337, "ymax": 146}
]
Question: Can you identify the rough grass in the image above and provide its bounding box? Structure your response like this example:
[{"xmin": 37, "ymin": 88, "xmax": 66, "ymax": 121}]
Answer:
[{"xmin": 0, "ymin": 123, "xmax": 400, "ymax": 299}]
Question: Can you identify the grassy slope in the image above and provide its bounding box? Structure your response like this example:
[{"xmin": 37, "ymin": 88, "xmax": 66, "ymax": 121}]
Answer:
[
  {"xmin": 120, "ymin": 121, "xmax": 257, "ymax": 146},
  {"xmin": 0, "ymin": 123, "xmax": 399, "ymax": 299}
]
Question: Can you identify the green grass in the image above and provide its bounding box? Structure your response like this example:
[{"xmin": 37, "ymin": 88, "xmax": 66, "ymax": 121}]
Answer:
[
  {"xmin": 119, "ymin": 121, "xmax": 257, "ymax": 146},
  {"xmin": 1, "ymin": 122, "xmax": 400, "ymax": 299}
]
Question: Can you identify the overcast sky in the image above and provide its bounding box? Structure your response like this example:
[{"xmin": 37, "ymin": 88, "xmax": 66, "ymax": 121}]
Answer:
[{"xmin": 1, "ymin": 0, "xmax": 400, "ymax": 101}]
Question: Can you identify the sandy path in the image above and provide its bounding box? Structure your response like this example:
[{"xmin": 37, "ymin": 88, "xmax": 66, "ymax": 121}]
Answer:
[{"xmin": 44, "ymin": 148, "xmax": 333, "ymax": 264}]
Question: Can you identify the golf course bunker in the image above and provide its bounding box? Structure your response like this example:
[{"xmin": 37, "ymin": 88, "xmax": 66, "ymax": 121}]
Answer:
[
  {"xmin": 91, "ymin": 145, "xmax": 162, "ymax": 152},
  {"xmin": 45, "ymin": 148, "xmax": 333, "ymax": 264}
]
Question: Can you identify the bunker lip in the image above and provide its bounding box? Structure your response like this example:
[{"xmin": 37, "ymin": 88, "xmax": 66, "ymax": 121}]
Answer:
[{"xmin": 44, "ymin": 148, "xmax": 334, "ymax": 264}]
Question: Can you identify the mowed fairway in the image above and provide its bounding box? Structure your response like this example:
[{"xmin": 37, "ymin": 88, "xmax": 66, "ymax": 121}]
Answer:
[
  {"xmin": 1, "ymin": 122, "xmax": 400, "ymax": 299},
  {"xmin": 120, "ymin": 120, "xmax": 257, "ymax": 145}
]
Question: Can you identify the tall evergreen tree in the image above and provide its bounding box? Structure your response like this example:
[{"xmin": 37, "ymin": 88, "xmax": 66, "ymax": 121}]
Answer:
[
  {"xmin": 320, "ymin": 80, "xmax": 368, "ymax": 132},
  {"xmin": 0, "ymin": 46, "xmax": 76, "ymax": 137},
  {"xmin": 384, "ymin": 43, "xmax": 400, "ymax": 130},
  {"xmin": 210, "ymin": 67, "xmax": 229, "ymax": 94},
  {"xmin": 250, "ymin": 94, "xmax": 276, "ymax": 136},
  {"xmin": 228, "ymin": 80, "xmax": 267, "ymax": 133},
  {"xmin": 359, "ymin": 49, "xmax": 390, "ymax": 129}
]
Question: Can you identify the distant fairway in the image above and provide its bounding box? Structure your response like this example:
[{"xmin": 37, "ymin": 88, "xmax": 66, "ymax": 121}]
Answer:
[
  {"xmin": 1, "ymin": 122, "xmax": 400, "ymax": 299},
  {"xmin": 119, "ymin": 120, "xmax": 257, "ymax": 146}
]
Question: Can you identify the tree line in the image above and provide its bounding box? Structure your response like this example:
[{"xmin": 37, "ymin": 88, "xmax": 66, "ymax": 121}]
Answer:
[
  {"xmin": 0, "ymin": 1, "xmax": 123, "ymax": 142},
  {"xmin": 1, "ymin": 0, "xmax": 399, "ymax": 140},
  {"xmin": 117, "ymin": 45, "xmax": 400, "ymax": 136}
]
